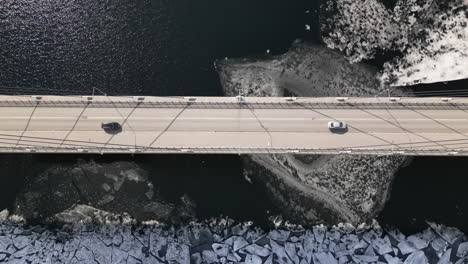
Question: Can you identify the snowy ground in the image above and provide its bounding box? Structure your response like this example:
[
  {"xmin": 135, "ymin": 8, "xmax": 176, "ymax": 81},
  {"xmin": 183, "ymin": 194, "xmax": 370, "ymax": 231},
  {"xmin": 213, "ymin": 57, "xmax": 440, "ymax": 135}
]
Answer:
[{"xmin": 320, "ymin": 0, "xmax": 468, "ymax": 86}]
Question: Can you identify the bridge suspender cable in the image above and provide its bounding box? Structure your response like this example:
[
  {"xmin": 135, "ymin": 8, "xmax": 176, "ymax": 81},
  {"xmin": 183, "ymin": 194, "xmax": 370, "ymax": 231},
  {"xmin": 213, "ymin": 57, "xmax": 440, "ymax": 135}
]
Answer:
[
  {"xmin": 297, "ymin": 102, "xmax": 404, "ymax": 151},
  {"xmin": 142, "ymin": 103, "xmax": 191, "ymax": 152},
  {"xmin": 100, "ymin": 99, "xmax": 140, "ymax": 152},
  {"xmin": 13, "ymin": 101, "xmax": 39, "ymax": 150},
  {"xmin": 55, "ymin": 101, "xmax": 90, "ymax": 152},
  {"xmin": 375, "ymin": 95, "xmax": 414, "ymax": 152},
  {"xmin": 244, "ymin": 103, "xmax": 273, "ymax": 148},
  {"xmin": 404, "ymin": 106, "xmax": 468, "ymax": 144},
  {"xmin": 2, "ymin": 129, "xmax": 468, "ymax": 154}
]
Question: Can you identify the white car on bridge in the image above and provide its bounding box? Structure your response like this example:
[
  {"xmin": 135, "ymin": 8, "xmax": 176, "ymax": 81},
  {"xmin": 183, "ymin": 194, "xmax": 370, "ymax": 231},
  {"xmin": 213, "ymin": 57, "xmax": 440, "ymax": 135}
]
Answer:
[{"xmin": 328, "ymin": 121, "xmax": 347, "ymax": 131}]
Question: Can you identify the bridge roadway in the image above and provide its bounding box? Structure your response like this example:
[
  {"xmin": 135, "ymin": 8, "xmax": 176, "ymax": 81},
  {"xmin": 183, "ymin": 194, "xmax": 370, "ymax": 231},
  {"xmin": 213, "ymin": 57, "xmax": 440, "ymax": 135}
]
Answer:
[{"xmin": 1, "ymin": 95, "xmax": 468, "ymax": 156}]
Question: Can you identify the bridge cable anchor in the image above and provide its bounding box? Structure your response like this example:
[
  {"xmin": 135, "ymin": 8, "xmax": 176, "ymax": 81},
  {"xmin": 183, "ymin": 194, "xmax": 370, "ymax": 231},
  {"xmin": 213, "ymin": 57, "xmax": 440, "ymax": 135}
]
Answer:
[{"xmin": 236, "ymin": 96, "xmax": 246, "ymax": 104}]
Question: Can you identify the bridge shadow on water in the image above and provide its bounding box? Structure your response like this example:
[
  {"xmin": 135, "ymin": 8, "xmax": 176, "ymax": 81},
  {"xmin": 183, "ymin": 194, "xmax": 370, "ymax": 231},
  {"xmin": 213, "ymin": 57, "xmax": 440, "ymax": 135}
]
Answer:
[
  {"xmin": 1, "ymin": 153, "xmax": 468, "ymax": 232},
  {"xmin": 0, "ymin": 153, "xmax": 278, "ymax": 227}
]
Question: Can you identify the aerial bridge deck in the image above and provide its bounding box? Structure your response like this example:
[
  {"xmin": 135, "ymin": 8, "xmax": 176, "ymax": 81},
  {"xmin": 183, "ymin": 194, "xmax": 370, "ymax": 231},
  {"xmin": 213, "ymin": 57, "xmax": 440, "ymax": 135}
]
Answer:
[{"xmin": 0, "ymin": 95, "xmax": 467, "ymax": 156}]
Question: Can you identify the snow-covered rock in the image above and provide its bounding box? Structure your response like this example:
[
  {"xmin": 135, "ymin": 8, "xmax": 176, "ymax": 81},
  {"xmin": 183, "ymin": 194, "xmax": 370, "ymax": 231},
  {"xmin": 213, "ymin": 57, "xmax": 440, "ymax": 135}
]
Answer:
[
  {"xmin": 0, "ymin": 209, "xmax": 9, "ymax": 222},
  {"xmin": 321, "ymin": 0, "xmax": 468, "ymax": 85}
]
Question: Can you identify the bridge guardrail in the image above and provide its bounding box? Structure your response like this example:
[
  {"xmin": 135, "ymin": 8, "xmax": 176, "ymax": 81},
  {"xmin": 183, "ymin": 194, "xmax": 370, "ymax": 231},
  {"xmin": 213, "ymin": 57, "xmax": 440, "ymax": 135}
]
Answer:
[
  {"xmin": 1, "ymin": 97, "xmax": 468, "ymax": 110},
  {"xmin": 0, "ymin": 145, "xmax": 466, "ymax": 156}
]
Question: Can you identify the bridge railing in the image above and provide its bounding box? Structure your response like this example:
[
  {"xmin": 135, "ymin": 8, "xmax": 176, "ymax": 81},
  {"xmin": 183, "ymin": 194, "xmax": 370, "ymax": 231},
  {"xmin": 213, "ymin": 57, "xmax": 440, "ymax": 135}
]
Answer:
[
  {"xmin": 0, "ymin": 145, "xmax": 465, "ymax": 156},
  {"xmin": 0, "ymin": 96, "xmax": 468, "ymax": 110}
]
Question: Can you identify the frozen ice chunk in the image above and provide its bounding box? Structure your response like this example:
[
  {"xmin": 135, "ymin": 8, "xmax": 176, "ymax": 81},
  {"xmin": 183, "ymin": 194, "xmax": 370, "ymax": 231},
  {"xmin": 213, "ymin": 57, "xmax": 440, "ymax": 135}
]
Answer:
[
  {"xmin": 240, "ymin": 244, "xmax": 271, "ymax": 257},
  {"xmin": 342, "ymin": 234, "xmax": 359, "ymax": 244},
  {"xmin": 457, "ymin": 242, "xmax": 468, "ymax": 258},
  {"xmin": 335, "ymin": 250, "xmax": 349, "ymax": 258},
  {"xmin": 431, "ymin": 238, "xmax": 448, "ymax": 257},
  {"xmin": 268, "ymin": 230, "xmax": 290, "ymax": 242},
  {"xmin": 372, "ymin": 236, "xmax": 393, "ymax": 255},
  {"xmin": 353, "ymin": 254, "xmax": 379, "ymax": 262},
  {"xmin": 12, "ymin": 236, "xmax": 30, "ymax": 250},
  {"xmin": 245, "ymin": 254, "xmax": 263, "ymax": 264},
  {"xmin": 313, "ymin": 252, "xmax": 338, "ymax": 264},
  {"xmin": 191, "ymin": 253, "xmax": 202, "ymax": 264},
  {"xmin": 338, "ymin": 256, "xmax": 349, "ymax": 264},
  {"xmin": 349, "ymin": 240, "xmax": 368, "ymax": 252},
  {"xmin": 403, "ymin": 250, "xmax": 428, "ymax": 264},
  {"xmin": 166, "ymin": 243, "xmax": 190, "ymax": 264},
  {"xmin": 227, "ymin": 252, "xmax": 241, "ymax": 262},
  {"xmin": 362, "ymin": 230, "xmax": 379, "ymax": 244},
  {"xmin": 202, "ymin": 250, "xmax": 218, "ymax": 264},
  {"xmin": 231, "ymin": 224, "xmax": 248, "ymax": 236},
  {"xmin": 211, "ymin": 243, "xmax": 229, "ymax": 257},
  {"xmin": 437, "ymin": 248, "xmax": 451, "ymax": 264},
  {"xmin": 285, "ymin": 242, "xmax": 299, "ymax": 264},
  {"xmin": 428, "ymin": 222, "xmax": 464, "ymax": 244},
  {"xmin": 233, "ymin": 236, "xmax": 249, "ymax": 251},
  {"xmin": 384, "ymin": 254, "xmax": 403, "ymax": 264},
  {"xmin": 418, "ymin": 229, "xmax": 437, "ymax": 243},
  {"xmin": 313, "ymin": 227, "xmax": 326, "ymax": 243},
  {"xmin": 264, "ymin": 254, "xmax": 274, "ymax": 264},
  {"xmin": 223, "ymin": 236, "xmax": 235, "ymax": 247},
  {"xmin": 407, "ymin": 235, "xmax": 429, "ymax": 250},
  {"xmin": 397, "ymin": 240, "xmax": 418, "ymax": 255},
  {"xmin": 271, "ymin": 240, "xmax": 294, "ymax": 264},
  {"xmin": 388, "ymin": 229, "xmax": 407, "ymax": 243}
]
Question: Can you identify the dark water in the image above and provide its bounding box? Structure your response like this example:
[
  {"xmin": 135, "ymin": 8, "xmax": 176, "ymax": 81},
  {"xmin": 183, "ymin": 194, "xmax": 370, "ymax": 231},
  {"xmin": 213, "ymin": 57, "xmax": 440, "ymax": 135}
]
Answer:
[
  {"xmin": 0, "ymin": 0, "xmax": 317, "ymax": 96},
  {"xmin": 379, "ymin": 156, "xmax": 468, "ymax": 234},
  {"xmin": 0, "ymin": 0, "xmax": 316, "ymax": 224},
  {"xmin": 1, "ymin": 0, "xmax": 468, "ymax": 232}
]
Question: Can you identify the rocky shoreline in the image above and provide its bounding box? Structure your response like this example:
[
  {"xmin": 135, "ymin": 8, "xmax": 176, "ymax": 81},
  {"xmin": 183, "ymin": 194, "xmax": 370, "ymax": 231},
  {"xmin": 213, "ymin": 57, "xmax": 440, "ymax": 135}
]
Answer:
[
  {"xmin": 1, "ymin": 210, "xmax": 466, "ymax": 264},
  {"xmin": 216, "ymin": 40, "xmax": 412, "ymax": 225}
]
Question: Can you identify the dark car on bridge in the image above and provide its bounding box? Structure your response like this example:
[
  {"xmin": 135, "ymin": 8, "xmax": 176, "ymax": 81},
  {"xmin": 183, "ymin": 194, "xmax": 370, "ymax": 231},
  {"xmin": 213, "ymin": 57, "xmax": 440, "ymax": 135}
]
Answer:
[{"xmin": 101, "ymin": 122, "xmax": 122, "ymax": 134}]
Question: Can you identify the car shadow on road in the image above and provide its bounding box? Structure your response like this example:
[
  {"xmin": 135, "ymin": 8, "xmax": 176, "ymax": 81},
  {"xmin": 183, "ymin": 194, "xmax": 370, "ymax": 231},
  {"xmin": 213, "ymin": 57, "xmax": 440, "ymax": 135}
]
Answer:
[{"xmin": 329, "ymin": 127, "xmax": 349, "ymax": 134}]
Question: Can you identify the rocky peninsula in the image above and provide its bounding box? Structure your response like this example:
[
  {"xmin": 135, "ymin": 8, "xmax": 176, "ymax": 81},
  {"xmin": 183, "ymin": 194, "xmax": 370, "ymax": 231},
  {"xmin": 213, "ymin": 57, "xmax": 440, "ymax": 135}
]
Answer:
[{"xmin": 216, "ymin": 40, "xmax": 412, "ymax": 225}]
